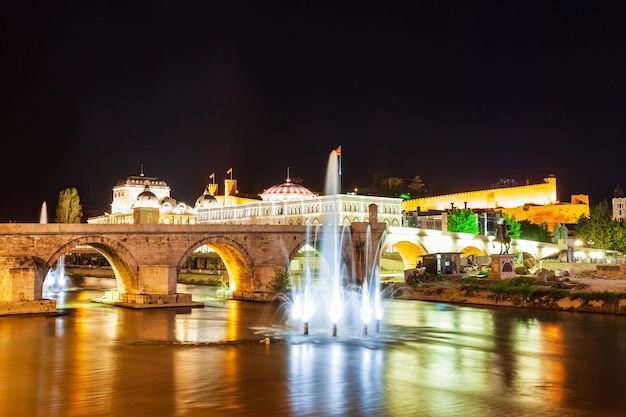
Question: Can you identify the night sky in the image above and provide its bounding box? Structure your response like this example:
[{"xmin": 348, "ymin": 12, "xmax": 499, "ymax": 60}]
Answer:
[{"xmin": 2, "ymin": 2, "xmax": 625, "ymax": 222}]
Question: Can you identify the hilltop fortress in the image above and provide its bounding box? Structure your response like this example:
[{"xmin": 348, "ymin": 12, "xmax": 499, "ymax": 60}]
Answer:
[{"xmin": 402, "ymin": 174, "xmax": 589, "ymax": 232}]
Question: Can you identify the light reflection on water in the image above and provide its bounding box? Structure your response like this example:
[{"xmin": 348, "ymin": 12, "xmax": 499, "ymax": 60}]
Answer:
[{"xmin": 1, "ymin": 282, "xmax": 625, "ymax": 416}]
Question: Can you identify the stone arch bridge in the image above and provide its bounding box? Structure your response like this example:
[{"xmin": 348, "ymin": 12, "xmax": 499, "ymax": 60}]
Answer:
[
  {"xmin": 0, "ymin": 222, "xmax": 385, "ymax": 315},
  {"xmin": 0, "ymin": 223, "xmax": 560, "ymax": 315}
]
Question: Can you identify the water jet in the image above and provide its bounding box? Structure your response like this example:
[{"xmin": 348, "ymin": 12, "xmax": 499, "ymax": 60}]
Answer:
[
  {"xmin": 40, "ymin": 201, "xmax": 47, "ymax": 224},
  {"xmin": 284, "ymin": 149, "xmax": 392, "ymax": 337}
]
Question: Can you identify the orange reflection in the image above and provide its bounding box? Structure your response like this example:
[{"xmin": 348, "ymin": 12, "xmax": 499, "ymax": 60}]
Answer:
[
  {"xmin": 539, "ymin": 323, "xmax": 566, "ymax": 405},
  {"xmin": 227, "ymin": 301, "xmax": 241, "ymax": 341}
]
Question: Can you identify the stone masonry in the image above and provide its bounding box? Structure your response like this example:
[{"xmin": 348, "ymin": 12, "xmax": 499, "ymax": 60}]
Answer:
[{"xmin": 0, "ymin": 222, "xmax": 385, "ymax": 315}]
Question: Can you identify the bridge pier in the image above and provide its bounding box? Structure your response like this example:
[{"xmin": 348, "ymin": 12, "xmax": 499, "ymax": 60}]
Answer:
[
  {"xmin": 94, "ymin": 264, "xmax": 203, "ymax": 309},
  {"xmin": 350, "ymin": 222, "xmax": 387, "ymax": 286},
  {"xmin": 0, "ymin": 257, "xmax": 56, "ymax": 315},
  {"xmin": 136, "ymin": 265, "xmax": 178, "ymax": 294}
]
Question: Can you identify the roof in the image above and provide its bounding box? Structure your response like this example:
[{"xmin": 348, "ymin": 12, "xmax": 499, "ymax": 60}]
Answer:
[{"xmin": 259, "ymin": 178, "xmax": 318, "ymax": 202}]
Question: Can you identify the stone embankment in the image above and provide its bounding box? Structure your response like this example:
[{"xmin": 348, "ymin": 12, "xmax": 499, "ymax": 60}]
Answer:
[
  {"xmin": 66, "ymin": 266, "xmax": 115, "ymax": 278},
  {"xmin": 65, "ymin": 266, "xmax": 227, "ymax": 286},
  {"xmin": 397, "ymin": 275, "xmax": 626, "ymax": 315}
]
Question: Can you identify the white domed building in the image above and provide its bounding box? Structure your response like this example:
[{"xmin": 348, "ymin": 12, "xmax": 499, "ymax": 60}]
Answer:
[
  {"xmin": 195, "ymin": 176, "xmax": 402, "ymax": 227},
  {"xmin": 88, "ymin": 171, "xmax": 196, "ymax": 224},
  {"xmin": 89, "ymin": 170, "xmax": 402, "ymax": 227}
]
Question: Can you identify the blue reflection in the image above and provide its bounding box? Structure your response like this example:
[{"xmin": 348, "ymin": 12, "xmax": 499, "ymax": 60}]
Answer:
[{"xmin": 288, "ymin": 341, "xmax": 386, "ymax": 415}]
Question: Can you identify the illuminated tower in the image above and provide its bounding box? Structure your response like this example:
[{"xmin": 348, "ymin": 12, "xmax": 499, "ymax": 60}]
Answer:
[{"xmin": 613, "ymin": 184, "xmax": 625, "ymax": 222}]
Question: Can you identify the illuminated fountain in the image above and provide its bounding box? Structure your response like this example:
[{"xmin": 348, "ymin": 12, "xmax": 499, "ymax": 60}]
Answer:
[
  {"xmin": 44, "ymin": 254, "xmax": 74, "ymax": 293},
  {"xmin": 40, "ymin": 202, "xmax": 76, "ymax": 295},
  {"xmin": 285, "ymin": 149, "xmax": 392, "ymax": 337},
  {"xmin": 40, "ymin": 201, "xmax": 47, "ymax": 224}
]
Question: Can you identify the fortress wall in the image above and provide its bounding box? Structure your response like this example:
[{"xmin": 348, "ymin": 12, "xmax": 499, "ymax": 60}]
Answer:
[
  {"xmin": 502, "ymin": 203, "xmax": 590, "ymax": 231},
  {"xmin": 403, "ymin": 176, "xmax": 559, "ymax": 212}
]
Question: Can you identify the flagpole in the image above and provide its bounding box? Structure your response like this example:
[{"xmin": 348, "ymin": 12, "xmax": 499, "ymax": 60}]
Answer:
[{"xmin": 337, "ymin": 146, "xmax": 342, "ymax": 194}]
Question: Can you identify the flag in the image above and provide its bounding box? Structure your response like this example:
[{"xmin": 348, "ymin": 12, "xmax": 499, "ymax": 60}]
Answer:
[
  {"xmin": 209, "ymin": 172, "xmax": 215, "ymax": 180},
  {"xmin": 226, "ymin": 167, "xmax": 232, "ymax": 175},
  {"xmin": 336, "ymin": 145, "xmax": 342, "ymax": 176}
]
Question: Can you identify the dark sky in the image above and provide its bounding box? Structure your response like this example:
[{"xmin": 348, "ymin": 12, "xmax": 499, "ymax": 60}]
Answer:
[{"xmin": 2, "ymin": 2, "xmax": 625, "ymax": 222}]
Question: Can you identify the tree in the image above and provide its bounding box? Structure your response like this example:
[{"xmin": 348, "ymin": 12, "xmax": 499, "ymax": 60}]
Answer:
[
  {"xmin": 55, "ymin": 188, "xmax": 83, "ymax": 223},
  {"xmin": 518, "ymin": 220, "xmax": 552, "ymax": 242},
  {"xmin": 610, "ymin": 222, "xmax": 626, "ymax": 253},
  {"xmin": 370, "ymin": 171, "xmax": 387, "ymax": 193},
  {"xmin": 185, "ymin": 255, "xmax": 196, "ymax": 271},
  {"xmin": 447, "ymin": 208, "xmax": 479, "ymax": 234},
  {"xmin": 370, "ymin": 171, "xmax": 405, "ymax": 196},
  {"xmin": 575, "ymin": 200, "xmax": 613, "ymax": 249},
  {"xmin": 502, "ymin": 213, "xmax": 521, "ymax": 239},
  {"xmin": 407, "ymin": 175, "xmax": 426, "ymax": 197},
  {"xmin": 574, "ymin": 200, "xmax": 626, "ymax": 252},
  {"xmin": 384, "ymin": 177, "xmax": 405, "ymax": 196}
]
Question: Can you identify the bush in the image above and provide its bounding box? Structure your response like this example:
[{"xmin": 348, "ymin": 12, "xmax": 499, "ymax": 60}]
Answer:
[
  {"xmin": 488, "ymin": 277, "xmax": 534, "ymax": 295},
  {"xmin": 270, "ymin": 268, "xmax": 291, "ymax": 293},
  {"xmin": 177, "ymin": 276, "xmax": 224, "ymax": 286}
]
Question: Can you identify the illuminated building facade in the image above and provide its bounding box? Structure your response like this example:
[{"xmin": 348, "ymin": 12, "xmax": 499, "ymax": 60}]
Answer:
[
  {"xmin": 88, "ymin": 171, "xmax": 590, "ymax": 233},
  {"xmin": 402, "ymin": 174, "xmax": 589, "ymax": 232},
  {"xmin": 88, "ymin": 172, "xmax": 402, "ymax": 227},
  {"xmin": 195, "ymin": 177, "xmax": 403, "ymax": 226},
  {"xmin": 88, "ymin": 171, "xmax": 196, "ymax": 224}
]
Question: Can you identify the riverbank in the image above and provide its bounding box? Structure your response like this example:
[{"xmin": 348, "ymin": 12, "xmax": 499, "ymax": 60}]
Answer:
[
  {"xmin": 67, "ymin": 266, "xmax": 626, "ymax": 315},
  {"xmin": 397, "ymin": 274, "xmax": 626, "ymax": 315},
  {"xmin": 66, "ymin": 266, "xmax": 227, "ymax": 286}
]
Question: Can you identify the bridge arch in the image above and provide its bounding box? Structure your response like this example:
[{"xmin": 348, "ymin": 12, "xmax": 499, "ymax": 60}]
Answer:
[
  {"xmin": 457, "ymin": 245, "xmax": 488, "ymax": 258},
  {"xmin": 284, "ymin": 225, "xmax": 377, "ymax": 287},
  {"xmin": 180, "ymin": 236, "xmax": 255, "ymax": 292},
  {"xmin": 46, "ymin": 236, "xmax": 139, "ymax": 294},
  {"xmin": 382, "ymin": 239, "xmax": 429, "ymax": 270}
]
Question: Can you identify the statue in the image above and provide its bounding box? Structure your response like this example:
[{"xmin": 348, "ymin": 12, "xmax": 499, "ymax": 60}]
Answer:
[
  {"xmin": 494, "ymin": 222, "xmax": 511, "ymax": 254},
  {"xmin": 553, "ymin": 223, "xmax": 568, "ymax": 243}
]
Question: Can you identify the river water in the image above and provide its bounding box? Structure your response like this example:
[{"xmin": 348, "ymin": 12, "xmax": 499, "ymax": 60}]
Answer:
[{"xmin": 1, "ymin": 280, "xmax": 625, "ymax": 417}]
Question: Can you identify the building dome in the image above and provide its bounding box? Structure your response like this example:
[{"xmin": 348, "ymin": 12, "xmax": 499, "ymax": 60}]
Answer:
[
  {"xmin": 614, "ymin": 184, "xmax": 624, "ymax": 199},
  {"xmin": 260, "ymin": 178, "xmax": 318, "ymax": 202},
  {"xmin": 134, "ymin": 185, "xmax": 161, "ymax": 208},
  {"xmin": 195, "ymin": 188, "xmax": 219, "ymax": 208},
  {"xmin": 160, "ymin": 196, "xmax": 178, "ymax": 208}
]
